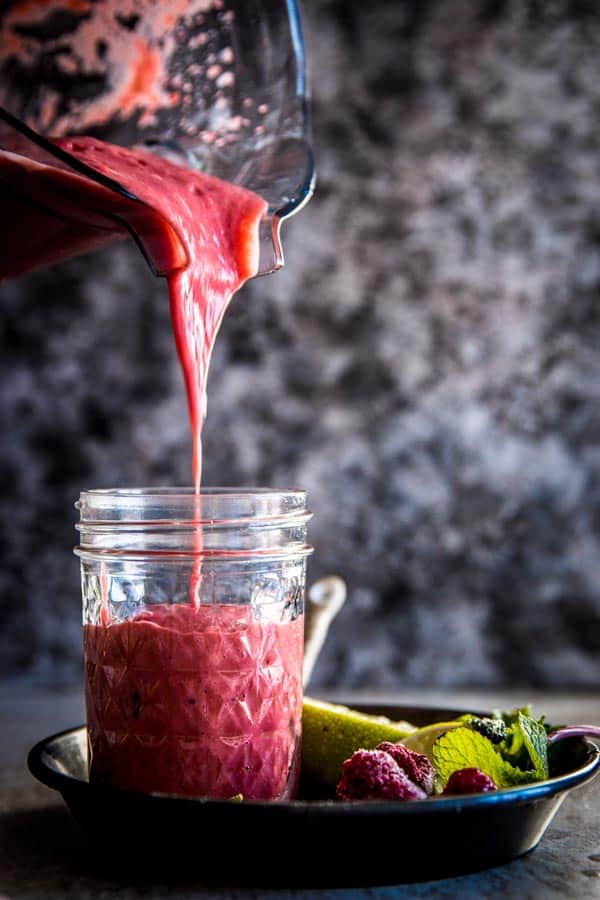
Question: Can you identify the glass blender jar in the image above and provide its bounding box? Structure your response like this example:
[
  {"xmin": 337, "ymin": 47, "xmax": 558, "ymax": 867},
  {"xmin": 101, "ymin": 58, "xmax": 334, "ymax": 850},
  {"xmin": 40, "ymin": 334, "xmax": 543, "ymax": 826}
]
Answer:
[{"xmin": 0, "ymin": 0, "xmax": 314, "ymax": 275}]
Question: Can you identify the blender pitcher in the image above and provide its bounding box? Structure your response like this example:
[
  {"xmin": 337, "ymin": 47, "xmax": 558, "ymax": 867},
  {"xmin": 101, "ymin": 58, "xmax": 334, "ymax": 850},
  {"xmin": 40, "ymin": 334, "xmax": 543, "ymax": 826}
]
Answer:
[{"xmin": 0, "ymin": 0, "xmax": 314, "ymax": 278}]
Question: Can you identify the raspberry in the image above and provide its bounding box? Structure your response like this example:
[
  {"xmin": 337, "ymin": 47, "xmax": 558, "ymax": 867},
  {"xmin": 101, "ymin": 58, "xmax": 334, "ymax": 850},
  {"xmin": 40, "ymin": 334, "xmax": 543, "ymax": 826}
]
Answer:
[
  {"xmin": 443, "ymin": 768, "xmax": 497, "ymax": 795},
  {"xmin": 336, "ymin": 749, "xmax": 427, "ymax": 801},
  {"xmin": 376, "ymin": 741, "xmax": 436, "ymax": 795}
]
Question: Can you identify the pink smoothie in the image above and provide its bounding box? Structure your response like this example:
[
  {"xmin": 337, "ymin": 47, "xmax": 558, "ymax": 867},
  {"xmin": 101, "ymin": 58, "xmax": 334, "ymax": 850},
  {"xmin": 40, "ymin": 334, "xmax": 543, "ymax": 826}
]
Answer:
[{"xmin": 84, "ymin": 603, "xmax": 304, "ymax": 799}]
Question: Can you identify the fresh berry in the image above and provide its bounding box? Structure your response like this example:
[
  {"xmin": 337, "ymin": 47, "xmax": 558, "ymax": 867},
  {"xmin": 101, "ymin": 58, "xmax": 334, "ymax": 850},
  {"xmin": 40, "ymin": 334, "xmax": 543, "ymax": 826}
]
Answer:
[
  {"xmin": 443, "ymin": 768, "xmax": 497, "ymax": 795},
  {"xmin": 336, "ymin": 749, "xmax": 427, "ymax": 801},
  {"xmin": 375, "ymin": 741, "xmax": 436, "ymax": 795}
]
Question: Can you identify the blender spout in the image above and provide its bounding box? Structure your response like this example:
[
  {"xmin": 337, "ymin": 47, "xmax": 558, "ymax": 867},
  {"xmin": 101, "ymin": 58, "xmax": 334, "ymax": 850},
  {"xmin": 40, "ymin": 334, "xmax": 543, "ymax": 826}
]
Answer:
[{"xmin": 0, "ymin": 0, "xmax": 315, "ymax": 278}]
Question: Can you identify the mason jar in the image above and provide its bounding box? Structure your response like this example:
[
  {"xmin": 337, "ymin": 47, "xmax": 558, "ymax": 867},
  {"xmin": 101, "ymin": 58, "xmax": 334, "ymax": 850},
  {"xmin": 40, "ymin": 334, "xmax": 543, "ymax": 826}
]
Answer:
[{"xmin": 75, "ymin": 488, "xmax": 312, "ymax": 801}]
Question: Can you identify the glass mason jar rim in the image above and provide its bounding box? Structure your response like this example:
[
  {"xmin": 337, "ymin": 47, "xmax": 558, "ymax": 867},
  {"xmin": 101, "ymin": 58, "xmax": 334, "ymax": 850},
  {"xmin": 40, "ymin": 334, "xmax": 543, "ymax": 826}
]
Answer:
[
  {"xmin": 75, "ymin": 487, "xmax": 313, "ymax": 561},
  {"xmin": 76, "ymin": 487, "xmax": 310, "ymax": 522}
]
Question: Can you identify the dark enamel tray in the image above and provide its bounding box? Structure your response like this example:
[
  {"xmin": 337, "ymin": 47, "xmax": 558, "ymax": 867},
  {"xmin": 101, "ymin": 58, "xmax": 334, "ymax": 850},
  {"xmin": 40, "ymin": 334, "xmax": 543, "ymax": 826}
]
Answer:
[{"xmin": 28, "ymin": 704, "xmax": 600, "ymax": 887}]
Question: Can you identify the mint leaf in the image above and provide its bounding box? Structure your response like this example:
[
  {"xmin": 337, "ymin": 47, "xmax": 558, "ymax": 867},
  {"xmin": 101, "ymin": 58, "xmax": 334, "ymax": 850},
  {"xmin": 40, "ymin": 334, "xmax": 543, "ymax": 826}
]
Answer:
[
  {"xmin": 501, "ymin": 719, "xmax": 528, "ymax": 769},
  {"xmin": 515, "ymin": 712, "xmax": 549, "ymax": 780},
  {"xmin": 494, "ymin": 706, "xmax": 545, "ymax": 773},
  {"xmin": 494, "ymin": 709, "xmax": 549, "ymax": 779},
  {"xmin": 432, "ymin": 727, "xmax": 533, "ymax": 789}
]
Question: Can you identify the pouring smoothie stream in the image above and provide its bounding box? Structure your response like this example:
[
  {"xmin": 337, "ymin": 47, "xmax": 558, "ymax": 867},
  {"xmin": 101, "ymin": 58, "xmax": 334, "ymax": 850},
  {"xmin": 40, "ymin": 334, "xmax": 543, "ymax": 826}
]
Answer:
[{"xmin": 0, "ymin": 0, "xmax": 312, "ymax": 801}]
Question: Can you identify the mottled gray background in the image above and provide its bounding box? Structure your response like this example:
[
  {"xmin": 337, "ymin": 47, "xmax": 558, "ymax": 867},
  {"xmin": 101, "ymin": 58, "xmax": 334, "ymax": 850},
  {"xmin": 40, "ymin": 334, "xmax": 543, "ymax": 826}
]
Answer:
[{"xmin": 2, "ymin": 0, "xmax": 600, "ymax": 688}]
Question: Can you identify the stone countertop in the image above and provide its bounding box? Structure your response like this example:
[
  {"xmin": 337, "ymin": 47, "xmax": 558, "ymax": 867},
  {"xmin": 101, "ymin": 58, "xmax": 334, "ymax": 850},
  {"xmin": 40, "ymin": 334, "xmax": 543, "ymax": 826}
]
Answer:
[{"xmin": 2, "ymin": 683, "xmax": 600, "ymax": 899}]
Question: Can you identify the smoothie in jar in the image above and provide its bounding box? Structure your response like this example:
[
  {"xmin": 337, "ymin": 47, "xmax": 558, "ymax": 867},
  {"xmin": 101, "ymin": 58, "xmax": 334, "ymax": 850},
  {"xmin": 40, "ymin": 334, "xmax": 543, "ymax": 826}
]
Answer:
[
  {"xmin": 84, "ymin": 603, "xmax": 304, "ymax": 799},
  {"xmin": 77, "ymin": 488, "xmax": 310, "ymax": 801}
]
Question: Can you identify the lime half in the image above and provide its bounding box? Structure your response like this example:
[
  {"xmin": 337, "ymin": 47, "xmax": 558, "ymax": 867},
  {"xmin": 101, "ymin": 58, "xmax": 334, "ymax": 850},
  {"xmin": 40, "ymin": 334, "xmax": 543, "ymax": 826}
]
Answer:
[{"xmin": 301, "ymin": 696, "xmax": 416, "ymax": 791}]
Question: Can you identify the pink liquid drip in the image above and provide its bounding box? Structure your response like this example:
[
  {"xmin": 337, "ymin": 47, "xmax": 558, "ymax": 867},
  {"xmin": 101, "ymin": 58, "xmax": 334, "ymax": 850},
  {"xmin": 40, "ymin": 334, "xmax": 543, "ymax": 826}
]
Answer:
[
  {"xmin": 0, "ymin": 136, "xmax": 267, "ymax": 490},
  {"xmin": 55, "ymin": 137, "xmax": 267, "ymax": 491}
]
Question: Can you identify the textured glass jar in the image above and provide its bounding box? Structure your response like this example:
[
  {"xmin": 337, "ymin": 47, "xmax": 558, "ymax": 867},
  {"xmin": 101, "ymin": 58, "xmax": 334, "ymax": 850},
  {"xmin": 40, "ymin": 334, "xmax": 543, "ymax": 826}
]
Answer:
[{"xmin": 75, "ymin": 488, "xmax": 312, "ymax": 800}]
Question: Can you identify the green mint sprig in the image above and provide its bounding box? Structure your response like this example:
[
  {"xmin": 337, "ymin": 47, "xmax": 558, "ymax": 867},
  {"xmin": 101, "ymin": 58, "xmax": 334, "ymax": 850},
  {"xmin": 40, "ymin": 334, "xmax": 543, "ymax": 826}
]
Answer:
[
  {"xmin": 512, "ymin": 711, "xmax": 548, "ymax": 780},
  {"xmin": 433, "ymin": 727, "xmax": 532, "ymax": 789},
  {"xmin": 433, "ymin": 709, "xmax": 550, "ymax": 789}
]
